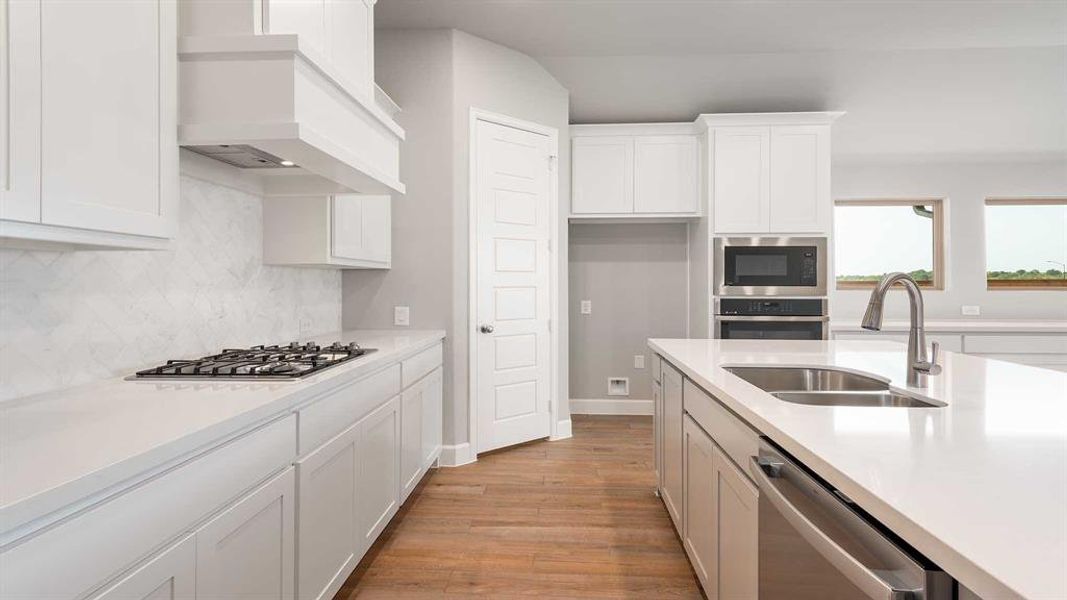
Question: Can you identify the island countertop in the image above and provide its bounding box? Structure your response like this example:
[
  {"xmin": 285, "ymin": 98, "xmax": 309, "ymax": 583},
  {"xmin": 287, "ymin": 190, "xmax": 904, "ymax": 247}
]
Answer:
[
  {"xmin": 0, "ymin": 329, "xmax": 445, "ymax": 537},
  {"xmin": 647, "ymin": 338, "xmax": 1067, "ymax": 600}
]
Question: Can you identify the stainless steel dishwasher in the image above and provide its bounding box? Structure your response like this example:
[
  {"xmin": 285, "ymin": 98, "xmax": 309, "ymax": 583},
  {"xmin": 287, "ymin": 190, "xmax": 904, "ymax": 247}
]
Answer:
[{"xmin": 751, "ymin": 439, "xmax": 955, "ymax": 600}]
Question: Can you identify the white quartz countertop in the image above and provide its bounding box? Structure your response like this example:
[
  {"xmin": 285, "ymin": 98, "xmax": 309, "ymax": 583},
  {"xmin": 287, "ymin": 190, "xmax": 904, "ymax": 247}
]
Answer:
[
  {"xmin": 648, "ymin": 338, "xmax": 1067, "ymax": 600},
  {"xmin": 831, "ymin": 319, "xmax": 1067, "ymax": 333},
  {"xmin": 0, "ymin": 329, "xmax": 445, "ymax": 536}
]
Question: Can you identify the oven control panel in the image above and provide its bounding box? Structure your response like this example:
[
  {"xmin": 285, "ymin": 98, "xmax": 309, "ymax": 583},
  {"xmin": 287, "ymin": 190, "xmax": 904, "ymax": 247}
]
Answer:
[{"xmin": 718, "ymin": 298, "xmax": 825, "ymax": 317}]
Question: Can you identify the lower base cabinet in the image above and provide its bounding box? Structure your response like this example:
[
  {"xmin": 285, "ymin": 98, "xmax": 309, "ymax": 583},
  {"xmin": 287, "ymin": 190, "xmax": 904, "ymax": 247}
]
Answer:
[
  {"xmin": 88, "ymin": 535, "xmax": 196, "ymax": 600},
  {"xmin": 357, "ymin": 396, "xmax": 401, "ymax": 548},
  {"xmin": 195, "ymin": 468, "xmax": 296, "ymax": 600},
  {"xmin": 401, "ymin": 366, "xmax": 444, "ymax": 501},
  {"xmin": 661, "ymin": 362, "xmax": 685, "ymax": 528},
  {"xmin": 682, "ymin": 409, "xmax": 759, "ymax": 599}
]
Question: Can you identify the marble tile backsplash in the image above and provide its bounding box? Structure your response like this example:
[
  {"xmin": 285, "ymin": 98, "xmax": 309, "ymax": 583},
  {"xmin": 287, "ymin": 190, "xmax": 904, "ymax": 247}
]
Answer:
[{"xmin": 0, "ymin": 176, "xmax": 342, "ymax": 401}]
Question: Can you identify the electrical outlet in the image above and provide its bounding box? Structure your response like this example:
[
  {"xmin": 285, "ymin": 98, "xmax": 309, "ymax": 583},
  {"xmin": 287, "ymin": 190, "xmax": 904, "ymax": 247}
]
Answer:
[
  {"xmin": 961, "ymin": 305, "xmax": 981, "ymax": 316},
  {"xmin": 634, "ymin": 354, "xmax": 645, "ymax": 369},
  {"xmin": 607, "ymin": 377, "xmax": 630, "ymax": 396},
  {"xmin": 580, "ymin": 300, "xmax": 592, "ymax": 315},
  {"xmin": 394, "ymin": 305, "xmax": 410, "ymax": 326}
]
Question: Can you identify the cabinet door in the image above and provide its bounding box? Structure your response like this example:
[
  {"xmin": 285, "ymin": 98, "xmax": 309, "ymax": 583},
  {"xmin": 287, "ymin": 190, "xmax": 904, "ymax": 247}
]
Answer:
[
  {"xmin": 357, "ymin": 396, "xmax": 400, "ymax": 549},
  {"xmin": 0, "ymin": 0, "xmax": 41, "ymax": 223},
  {"xmin": 88, "ymin": 536, "xmax": 195, "ymax": 600},
  {"xmin": 421, "ymin": 366, "xmax": 444, "ymax": 470},
  {"xmin": 39, "ymin": 0, "xmax": 176, "ymax": 238},
  {"xmin": 400, "ymin": 377, "xmax": 424, "ymax": 502},
  {"xmin": 712, "ymin": 127, "xmax": 769, "ymax": 233},
  {"xmin": 769, "ymin": 125, "xmax": 830, "ymax": 233},
  {"xmin": 713, "ymin": 445, "xmax": 758, "ymax": 600},
  {"xmin": 296, "ymin": 424, "xmax": 359, "ymax": 600},
  {"xmin": 196, "ymin": 468, "xmax": 296, "ymax": 600},
  {"xmin": 332, "ymin": 194, "xmax": 391, "ymax": 267},
  {"xmin": 326, "ymin": 0, "xmax": 373, "ymax": 100},
  {"xmin": 571, "ymin": 136, "xmax": 634, "ymax": 214},
  {"xmin": 634, "ymin": 135, "xmax": 699, "ymax": 214},
  {"xmin": 661, "ymin": 362, "xmax": 684, "ymax": 530},
  {"xmin": 653, "ymin": 379, "xmax": 663, "ymax": 491},
  {"xmin": 683, "ymin": 416, "xmax": 715, "ymax": 591}
]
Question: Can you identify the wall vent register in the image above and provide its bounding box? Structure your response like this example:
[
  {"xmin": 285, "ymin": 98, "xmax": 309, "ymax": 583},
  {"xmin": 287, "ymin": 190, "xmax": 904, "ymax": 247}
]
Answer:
[{"xmin": 133, "ymin": 342, "xmax": 376, "ymax": 379}]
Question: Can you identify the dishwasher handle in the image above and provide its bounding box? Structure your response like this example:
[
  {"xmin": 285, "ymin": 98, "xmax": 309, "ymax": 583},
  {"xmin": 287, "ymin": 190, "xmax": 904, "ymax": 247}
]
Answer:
[{"xmin": 750, "ymin": 456, "xmax": 911, "ymax": 600}]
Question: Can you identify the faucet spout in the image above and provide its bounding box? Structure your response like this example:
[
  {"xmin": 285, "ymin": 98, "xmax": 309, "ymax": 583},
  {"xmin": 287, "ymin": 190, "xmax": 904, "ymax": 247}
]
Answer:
[{"xmin": 860, "ymin": 272, "xmax": 941, "ymax": 387}]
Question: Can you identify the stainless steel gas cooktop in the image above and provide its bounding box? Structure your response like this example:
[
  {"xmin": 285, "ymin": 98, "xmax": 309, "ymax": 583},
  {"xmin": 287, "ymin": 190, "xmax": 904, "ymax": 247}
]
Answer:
[{"xmin": 133, "ymin": 342, "xmax": 376, "ymax": 380}]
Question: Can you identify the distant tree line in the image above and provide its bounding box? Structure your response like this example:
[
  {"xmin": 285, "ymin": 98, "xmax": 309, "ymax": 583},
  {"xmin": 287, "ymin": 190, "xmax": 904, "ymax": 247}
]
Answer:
[
  {"xmin": 838, "ymin": 268, "xmax": 1066, "ymax": 282},
  {"xmin": 836, "ymin": 269, "xmax": 934, "ymax": 283}
]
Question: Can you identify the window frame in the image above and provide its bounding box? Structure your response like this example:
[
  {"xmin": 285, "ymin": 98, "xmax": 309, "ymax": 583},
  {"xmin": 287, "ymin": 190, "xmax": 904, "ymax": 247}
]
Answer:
[
  {"xmin": 984, "ymin": 197, "xmax": 1067, "ymax": 290},
  {"xmin": 833, "ymin": 198, "xmax": 946, "ymax": 291}
]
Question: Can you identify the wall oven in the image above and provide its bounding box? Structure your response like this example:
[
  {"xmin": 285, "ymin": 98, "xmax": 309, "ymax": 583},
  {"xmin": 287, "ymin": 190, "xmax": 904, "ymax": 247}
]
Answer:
[
  {"xmin": 715, "ymin": 299, "xmax": 828, "ymax": 340},
  {"xmin": 753, "ymin": 439, "xmax": 954, "ymax": 599},
  {"xmin": 714, "ymin": 237, "xmax": 827, "ymax": 297}
]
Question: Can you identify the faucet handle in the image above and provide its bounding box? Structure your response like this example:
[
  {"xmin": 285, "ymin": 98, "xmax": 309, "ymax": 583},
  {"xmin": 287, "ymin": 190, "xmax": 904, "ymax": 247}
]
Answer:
[{"xmin": 917, "ymin": 341, "xmax": 943, "ymax": 375}]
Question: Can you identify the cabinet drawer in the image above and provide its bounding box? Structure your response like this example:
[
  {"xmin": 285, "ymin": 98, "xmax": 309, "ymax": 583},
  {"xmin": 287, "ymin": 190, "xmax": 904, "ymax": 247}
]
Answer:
[
  {"xmin": 964, "ymin": 334, "xmax": 1067, "ymax": 355},
  {"xmin": 0, "ymin": 415, "xmax": 296, "ymax": 600},
  {"xmin": 401, "ymin": 343, "xmax": 443, "ymax": 389},
  {"xmin": 683, "ymin": 379, "xmax": 758, "ymax": 481},
  {"xmin": 299, "ymin": 365, "xmax": 400, "ymax": 454}
]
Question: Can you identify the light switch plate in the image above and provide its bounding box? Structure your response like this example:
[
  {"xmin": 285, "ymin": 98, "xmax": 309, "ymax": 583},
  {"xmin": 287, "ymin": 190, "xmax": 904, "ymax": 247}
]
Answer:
[
  {"xmin": 394, "ymin": 305, "xmax": 410, "ymax": 326},
  {"xmin": 961, "ymin": 305, "xmax": 981, "ymax": 316},
  {"xmin": 580, "ymin": 300, "xmax": 592, "ymax": 315},
  {"xmin": 634, "ymin": 355, "xmax": 645, "ymax": 369}
]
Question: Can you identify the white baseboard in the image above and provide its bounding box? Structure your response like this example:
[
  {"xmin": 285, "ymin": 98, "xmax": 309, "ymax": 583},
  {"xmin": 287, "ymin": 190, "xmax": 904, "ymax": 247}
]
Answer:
[
  {"xmin": 439, "ymin": 442, "xmax": 476, "ymax": 467},
  {"xmin": 551, "ymin": 418, "xmax": 573, "ymax": 440},
  {"xmin": 569, "ymin": 398, "xmax": 654, "ymax": 415}
]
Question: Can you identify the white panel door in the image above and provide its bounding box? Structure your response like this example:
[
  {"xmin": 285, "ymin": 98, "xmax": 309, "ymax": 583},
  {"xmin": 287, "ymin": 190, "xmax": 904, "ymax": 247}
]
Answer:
[
  {"xmin": 295, "ymin": 423, "xmax": 359, "ymax": 600},
  {"xmin": 661, "ymin": 362, "xmax": 684, "ymax": 530},
  {"xmin": 332, "ymin": 194, "xmax": 391, "ymax": 265},
  {"xmin": 634, "ymin": 135, "xmax": 699, "ymax": 214},
  {"xmin": 475, "ymin": 118, "xmax": 554, "ymax": 453},
  {"xmin": 357, "ymin": 396, "xmax": 400, "ymax": 549},
  {"xmin": 196, "ymin": 468, "xmax": 296, "ymax": 600},
  {"xmin": 571, "ymin": 135, "xmax": 633, "ymax": 214},
  {"xmin": 88, "ymin": 535, "xmax": 195, "ymax": 600},
  {"xmin": 683, "ymin": 416, "xmax": 715, "ymax": 592},
  {"xmin": 712, "ymin": 127, "xmax": 770, "ymax": 233},
  {"xmin": 421, "ymin": 366, "xmax": 444, "ymax": 469},
  {"xmin": 400, "ymin": 376, "xmax": 424, "ymax": 502},
  {"xmin": 39, "ymin": 0, "xmax": 176, "ymax": 238},
  {"xmin": 0, "ymin": 0, "xmax": 41, "ymax": 223},
  {"xmin": 769, "ymin": 125, "xmax": 830, "ymax": 233},
  {"xmin": 713, "ymin": 444, "xmax": 759, "ymax": 599}
]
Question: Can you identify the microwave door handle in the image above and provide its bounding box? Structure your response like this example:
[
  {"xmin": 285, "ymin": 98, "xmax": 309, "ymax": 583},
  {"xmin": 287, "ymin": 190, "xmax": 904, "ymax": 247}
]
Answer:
[{"xmin": 750, "ymin": 457, "xmax": 909, "ymax": 600}]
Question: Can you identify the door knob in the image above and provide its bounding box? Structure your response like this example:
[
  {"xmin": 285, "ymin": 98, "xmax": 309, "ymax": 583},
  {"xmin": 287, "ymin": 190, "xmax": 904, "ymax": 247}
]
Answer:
[{"xmin": 479, "ymin": 324, "xmax": 494, "ymax": 334}]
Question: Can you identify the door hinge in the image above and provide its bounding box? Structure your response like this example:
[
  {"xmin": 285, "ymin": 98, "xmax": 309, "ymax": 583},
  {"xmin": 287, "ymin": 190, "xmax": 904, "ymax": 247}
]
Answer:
[{"xmin": 548, "ymin": 155, "xmax": 557, "ymax": 170}]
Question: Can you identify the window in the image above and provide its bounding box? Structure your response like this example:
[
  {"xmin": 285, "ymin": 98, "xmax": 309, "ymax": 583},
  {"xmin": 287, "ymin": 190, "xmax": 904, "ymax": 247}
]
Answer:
[
  {"xmin": 985, "ymin": 198, "xmax": 1067, "ymax": 289},
  {"xmin": 833, "ymin": 199, "xmax": 944, "ymax": 289}
]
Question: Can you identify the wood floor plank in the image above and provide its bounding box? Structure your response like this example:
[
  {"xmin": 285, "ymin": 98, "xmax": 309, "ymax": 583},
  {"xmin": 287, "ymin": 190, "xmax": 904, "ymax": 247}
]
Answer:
[{"xmin": 334, "ymin": 415, "xmax": 703, "ymax": 599}]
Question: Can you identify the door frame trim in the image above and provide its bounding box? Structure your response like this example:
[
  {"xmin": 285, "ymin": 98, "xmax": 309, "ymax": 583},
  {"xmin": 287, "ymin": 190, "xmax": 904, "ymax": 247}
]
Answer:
[{"xmin": 467, "ymin": 107, "xmax": 560, "ymax": 456}]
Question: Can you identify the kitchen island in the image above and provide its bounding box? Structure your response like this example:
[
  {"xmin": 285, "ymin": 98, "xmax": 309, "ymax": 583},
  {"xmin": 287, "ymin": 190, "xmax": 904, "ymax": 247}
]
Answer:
[{"xmin": 649, "ymin": 338, "xmax": 1066, "ymax": 600}]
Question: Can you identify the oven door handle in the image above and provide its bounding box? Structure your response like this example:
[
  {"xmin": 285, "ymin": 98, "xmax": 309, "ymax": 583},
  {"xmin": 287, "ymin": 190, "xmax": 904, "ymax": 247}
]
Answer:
[
  {"xmin": 749, "ymin": 457, "xmax": 910, "ymax": 600},
  {"xmin": 715, "ymin": 316, "xmax": 829, "ymax": 322}
]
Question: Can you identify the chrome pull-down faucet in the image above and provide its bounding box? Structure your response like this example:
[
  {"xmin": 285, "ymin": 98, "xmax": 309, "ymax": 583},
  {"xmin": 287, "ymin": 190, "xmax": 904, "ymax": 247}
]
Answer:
[{"xmin": 861, "ymin": 272, "xmax": 942, "ymax": 387}]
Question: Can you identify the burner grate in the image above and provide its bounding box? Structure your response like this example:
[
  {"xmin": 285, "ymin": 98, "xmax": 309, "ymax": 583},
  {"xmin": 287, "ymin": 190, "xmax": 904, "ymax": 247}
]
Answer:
[{"xmin": 134, "ymin": 342, "xmax": 377, "ymax": 379}]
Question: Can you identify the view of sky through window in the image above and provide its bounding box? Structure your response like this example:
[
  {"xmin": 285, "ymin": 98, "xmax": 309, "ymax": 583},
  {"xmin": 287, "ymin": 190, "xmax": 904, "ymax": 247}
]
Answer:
[
  {"xmin": 834, "ymin": 204, "xmax": 935, "ymax": 284},
  {"xmin": 985, "ymin": 202, "xmax": 1067, "ymax": 284}
]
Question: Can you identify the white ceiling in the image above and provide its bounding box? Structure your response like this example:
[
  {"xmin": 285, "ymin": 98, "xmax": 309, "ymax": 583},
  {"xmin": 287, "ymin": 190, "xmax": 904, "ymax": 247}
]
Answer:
[{"xmin": 377, "ymin": 1, "xmax": 1067, "ymax": 160}]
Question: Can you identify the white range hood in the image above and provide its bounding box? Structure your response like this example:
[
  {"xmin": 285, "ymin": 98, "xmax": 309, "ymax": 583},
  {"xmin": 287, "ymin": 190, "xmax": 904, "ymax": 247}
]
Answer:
[{"xmin": 179, "ymin": 33, "xmax": 405, "ymax": 196}]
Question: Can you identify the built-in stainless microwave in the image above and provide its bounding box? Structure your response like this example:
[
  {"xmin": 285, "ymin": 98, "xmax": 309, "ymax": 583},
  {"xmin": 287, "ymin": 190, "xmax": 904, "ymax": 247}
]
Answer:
[{"xmin": 714, "ymin": 237, "xmax": 827, "ymax": 297}]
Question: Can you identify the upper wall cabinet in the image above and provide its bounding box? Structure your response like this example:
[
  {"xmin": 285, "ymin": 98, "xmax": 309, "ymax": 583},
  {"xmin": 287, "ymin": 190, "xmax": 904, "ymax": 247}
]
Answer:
[
  {"xmin": 571, "ymin": 124, "xmax": 700, "ymax": 218},
  {"xmin": 263, "ymin": 194, "xmax": 391, "ymax": 269},
  {"xmin": 0, "ymin": 0, "xmax": 178, "ymax": 250},
  {"xmin": 179, "ymin": 0, "xmax": 404, "ymax": 197},
  {"xmin": 701, "ymin": 112, "xmax": 841, "ymax": 235}
]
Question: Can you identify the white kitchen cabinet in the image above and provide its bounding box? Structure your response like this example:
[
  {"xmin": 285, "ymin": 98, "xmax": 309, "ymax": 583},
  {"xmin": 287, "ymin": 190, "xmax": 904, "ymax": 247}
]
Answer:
[
  {"xmin": 710, "ymin": 126, "xmax": 769, "ymax": 233},
  {"xmin": 661, "ymin": 361, "xmax": 685, "ymax": 530},
  {"xmin": 400, "ymin": 376, "xmax": 425, "ymax": 502},
  {"xmin": 295, "ymin": 423, "xmax": 360, "ymax": 600},
  {"xmin": 420, "ymin": 366, "xmax": 444, "ymax": 470},
  {"xmin": 0, "ymin": 0, "xmax": 178, "ymax": 249},
  {"xmin": 357, "ymin": 396, "xmax": 400, "ymax": 548},
  {"xmin": 653, "ymin": 369, "xmax": 663, "ymax": 490},
  {"xmin": 634, "ymin": 135, "xmax": 700, "ymax": 214},
  {"xmin": 572, "ymin": 136, "xmax": 634, "ymax": 214},
  {"xmin": 88, "ymin": 536, "xmax": 195, "ymax": 600},
  {"xmin": 683, "ymin": 415, "xmax": 716, "ymax": 589},
  {"xmin": 324, "ymin": 0, "xmax": 375, "ymax": 101},
  {"xmin": 701, "ymin": 113, "xmax": 841, "ymax": 235},
  {"xmin": 263, "ymin": 194, "xmax": 391, "ymax": 269},
  {"xmin": 196, "ymin": 467, "xmax": 296, "ymax": 600},
  {"xmin": 768, "ymin": 125, "xmax": 830, "ymax": 232},
  {"xmin": 712, "ymin": 443, "xmax": 759, "ymax": 600}
]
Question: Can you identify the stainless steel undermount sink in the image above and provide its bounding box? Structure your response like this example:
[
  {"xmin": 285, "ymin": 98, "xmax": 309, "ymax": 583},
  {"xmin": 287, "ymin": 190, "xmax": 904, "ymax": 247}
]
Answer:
[{"xmin": 722, "ymin": 366, "xmax": 946, "ymax": 408}]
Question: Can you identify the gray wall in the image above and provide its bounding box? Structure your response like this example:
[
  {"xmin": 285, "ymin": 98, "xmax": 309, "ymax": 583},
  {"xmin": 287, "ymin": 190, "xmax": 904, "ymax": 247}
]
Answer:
[
  {"xmin": 830, "ymin": 158, "xmax": 1067, "ymax": 321},
  {"xmin": 344, "ymin": 29, "xmax": 571, "ymax": 449},
  {"xmin": 569, "ymin": 223, "xmax": 688, "ymax": 402}
]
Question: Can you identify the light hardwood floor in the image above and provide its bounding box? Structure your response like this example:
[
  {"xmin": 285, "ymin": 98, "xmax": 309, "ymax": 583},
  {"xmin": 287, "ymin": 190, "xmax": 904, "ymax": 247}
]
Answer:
[{"xmin": 335, "ymin": 414, "xmax": 704, "ymax": 599}]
